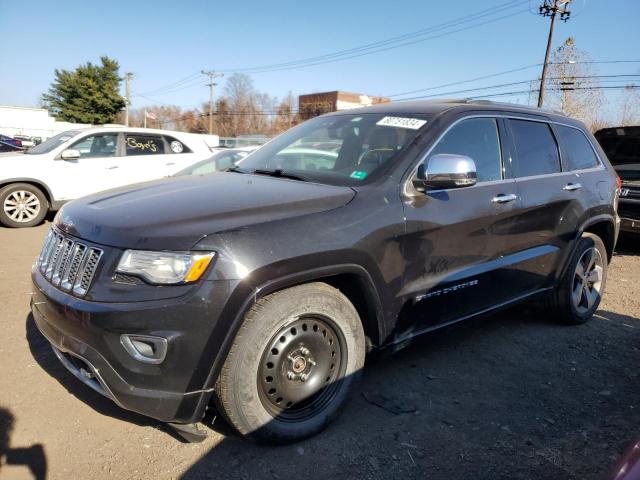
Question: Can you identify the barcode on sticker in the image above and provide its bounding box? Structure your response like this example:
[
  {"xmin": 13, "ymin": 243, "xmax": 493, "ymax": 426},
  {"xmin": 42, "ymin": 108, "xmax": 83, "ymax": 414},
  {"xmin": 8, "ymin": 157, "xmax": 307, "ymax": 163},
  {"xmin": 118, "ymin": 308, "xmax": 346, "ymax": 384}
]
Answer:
[{"xmin": 376, "ymin": 116, "xmax": 427, "ymax": 130}]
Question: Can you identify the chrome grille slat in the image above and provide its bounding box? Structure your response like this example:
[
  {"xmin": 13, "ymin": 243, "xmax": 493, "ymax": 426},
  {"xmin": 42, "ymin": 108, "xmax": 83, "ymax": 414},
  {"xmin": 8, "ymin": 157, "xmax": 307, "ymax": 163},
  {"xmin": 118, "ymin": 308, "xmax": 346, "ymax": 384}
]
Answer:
[
  {"xmin": 60, "ymin": 244, "xmax": 87, "ymax": 291},
  {"xmin": 36, "ymin": 228, "xmax": 103, "ymax": 297},
  {"xmin": 51, "ymin": 239, "xmax": 74, "ymax": 285}
]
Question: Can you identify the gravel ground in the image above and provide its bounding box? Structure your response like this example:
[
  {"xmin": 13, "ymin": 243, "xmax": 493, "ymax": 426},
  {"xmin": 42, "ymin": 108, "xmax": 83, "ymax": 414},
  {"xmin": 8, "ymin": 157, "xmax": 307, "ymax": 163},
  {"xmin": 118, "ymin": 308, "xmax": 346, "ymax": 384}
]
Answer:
[{"xmin": 0, "ymin": 223, "xmax": 639, "ymax": 480}]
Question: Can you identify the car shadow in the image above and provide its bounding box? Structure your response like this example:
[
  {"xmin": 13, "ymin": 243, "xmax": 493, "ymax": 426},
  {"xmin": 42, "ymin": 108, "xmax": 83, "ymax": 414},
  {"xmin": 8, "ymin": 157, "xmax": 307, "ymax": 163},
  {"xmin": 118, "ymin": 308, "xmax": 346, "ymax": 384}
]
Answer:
[
  {"xmin": 180, "ymin": 306, "xmax": 640, "ymax": 480},
  {"xmin": 24, "ymin": 313, "xmax": 186, "ymax": 442}
]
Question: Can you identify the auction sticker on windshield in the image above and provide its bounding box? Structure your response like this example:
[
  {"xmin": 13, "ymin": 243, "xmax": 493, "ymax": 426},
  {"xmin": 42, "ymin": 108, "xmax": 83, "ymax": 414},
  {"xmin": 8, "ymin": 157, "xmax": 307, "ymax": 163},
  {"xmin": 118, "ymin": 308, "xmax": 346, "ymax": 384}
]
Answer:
[{"xmin": 376, "ymin": 116, "xmax": 427, "ymax": 130}]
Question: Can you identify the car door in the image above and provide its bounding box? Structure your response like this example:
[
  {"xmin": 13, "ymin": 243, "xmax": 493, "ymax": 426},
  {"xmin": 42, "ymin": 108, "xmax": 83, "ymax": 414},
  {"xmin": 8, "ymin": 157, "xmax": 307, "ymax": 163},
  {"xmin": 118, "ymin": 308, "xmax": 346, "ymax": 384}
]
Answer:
[
  {"xmin": 502, "ymin": 117, "xmax": 586, "ymax": 294},
  {"xmin": 51, "ymin": 132, "xmax": 124, "ymax": 200},
  {"xmin": 121, "ymin": 132, "xmax": 175, "ymax": 184},
  {"xmin": 401, "ymin": 116, "xmax": 523, "ymax": 331}
]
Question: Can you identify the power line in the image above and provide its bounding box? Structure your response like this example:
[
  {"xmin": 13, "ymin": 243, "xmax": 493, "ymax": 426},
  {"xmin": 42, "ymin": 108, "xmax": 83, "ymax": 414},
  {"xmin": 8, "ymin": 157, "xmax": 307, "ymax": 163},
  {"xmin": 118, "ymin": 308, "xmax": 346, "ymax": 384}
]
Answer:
[
  {"xmin": 216, "ymin": 0, "xmax": 529, "ymax": 74},
  {"xmin": 226, "ymin": 9, "xmax": 530, "ymax": 74},
  {"xmin": 131, "ymin": 0, "xmax": 529, "ymax": 97}
]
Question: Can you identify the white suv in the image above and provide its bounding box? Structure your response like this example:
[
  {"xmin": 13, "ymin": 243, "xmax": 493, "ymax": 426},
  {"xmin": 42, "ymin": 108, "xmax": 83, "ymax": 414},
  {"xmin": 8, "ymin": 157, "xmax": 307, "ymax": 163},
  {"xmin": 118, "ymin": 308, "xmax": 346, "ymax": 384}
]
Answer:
[{"xmin": 0, "ymin": 127, "xmax": 217, "ymax": 227}]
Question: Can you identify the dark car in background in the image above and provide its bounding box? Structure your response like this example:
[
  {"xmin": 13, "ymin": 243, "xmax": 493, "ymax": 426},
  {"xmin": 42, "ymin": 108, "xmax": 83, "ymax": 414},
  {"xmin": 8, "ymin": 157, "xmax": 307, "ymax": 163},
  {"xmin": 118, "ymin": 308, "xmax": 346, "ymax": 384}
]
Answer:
[
  {"xmin": 596, "ymin": 126, "xmax": 640, "ymax": 234},
  {"xmin": 0, "ymin": 134, "xmax": 24, "ymax": 152},
  {"xmin": 31, "ymin": 100, "xmax": 619, "ymax": 444}
]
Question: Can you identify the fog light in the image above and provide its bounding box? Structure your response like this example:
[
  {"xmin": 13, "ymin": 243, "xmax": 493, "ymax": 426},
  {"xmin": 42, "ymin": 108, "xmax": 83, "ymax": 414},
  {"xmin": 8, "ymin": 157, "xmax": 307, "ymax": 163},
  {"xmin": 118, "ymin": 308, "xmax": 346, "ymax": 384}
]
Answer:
[{"xmin": 120, "ymin": 334, "xmax": 168, "ymax": 364}]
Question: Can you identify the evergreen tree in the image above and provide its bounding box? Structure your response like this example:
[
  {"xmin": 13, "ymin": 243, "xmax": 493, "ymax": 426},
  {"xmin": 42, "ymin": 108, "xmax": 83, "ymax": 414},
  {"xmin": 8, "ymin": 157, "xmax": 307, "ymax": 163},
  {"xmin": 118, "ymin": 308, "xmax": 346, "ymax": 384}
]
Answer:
[{"xmin": 42, "ymin": 56, "xmax": 125, "ymax": 124}]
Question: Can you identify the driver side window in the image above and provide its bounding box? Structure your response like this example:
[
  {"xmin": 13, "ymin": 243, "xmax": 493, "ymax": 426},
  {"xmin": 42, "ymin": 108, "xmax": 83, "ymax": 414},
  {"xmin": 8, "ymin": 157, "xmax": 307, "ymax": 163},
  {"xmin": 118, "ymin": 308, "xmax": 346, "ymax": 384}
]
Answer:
[
  {"xmin": 70, "ymin": 134, "xmax": 118, "ymax": 159},
  {"xmin": 429, "ymin": 118, "xmax": 503, "ymax": 183}
]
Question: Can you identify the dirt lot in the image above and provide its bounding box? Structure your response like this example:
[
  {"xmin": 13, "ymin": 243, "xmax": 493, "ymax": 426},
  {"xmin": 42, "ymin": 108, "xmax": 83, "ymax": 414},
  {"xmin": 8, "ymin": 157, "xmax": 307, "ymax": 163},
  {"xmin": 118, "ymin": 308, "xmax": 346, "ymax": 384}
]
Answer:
[{"xmin": 1, "ymin": 223, "xmax": 639, "ymax": 480}]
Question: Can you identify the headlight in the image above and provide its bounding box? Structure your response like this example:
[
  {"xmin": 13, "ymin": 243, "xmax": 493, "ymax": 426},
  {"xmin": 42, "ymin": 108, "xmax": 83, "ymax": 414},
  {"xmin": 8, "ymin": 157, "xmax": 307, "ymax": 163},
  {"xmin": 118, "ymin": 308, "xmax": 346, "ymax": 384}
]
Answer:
[{"xmin": 116, "ymin": 250, "xmax": 215, "ymax": 284}]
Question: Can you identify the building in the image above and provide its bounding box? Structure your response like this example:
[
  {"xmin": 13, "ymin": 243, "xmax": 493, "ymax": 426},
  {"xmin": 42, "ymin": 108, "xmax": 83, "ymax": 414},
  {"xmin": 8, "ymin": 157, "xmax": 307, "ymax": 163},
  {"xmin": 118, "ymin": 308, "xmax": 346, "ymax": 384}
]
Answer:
[
  {"xmin": 0, "ymin": 105, "xmax": 91, "ymax": 140},
  {"xmin": 298, "ymin": 91, "xmax": 390, "ymax": 120}
]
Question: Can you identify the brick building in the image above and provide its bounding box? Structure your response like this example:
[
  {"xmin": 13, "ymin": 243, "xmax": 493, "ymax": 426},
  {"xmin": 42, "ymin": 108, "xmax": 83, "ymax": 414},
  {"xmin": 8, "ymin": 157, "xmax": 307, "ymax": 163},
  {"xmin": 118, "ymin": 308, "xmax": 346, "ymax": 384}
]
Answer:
[{"xmin": 298, "ymin": 91, "xmax": 389, "ymax": 120}]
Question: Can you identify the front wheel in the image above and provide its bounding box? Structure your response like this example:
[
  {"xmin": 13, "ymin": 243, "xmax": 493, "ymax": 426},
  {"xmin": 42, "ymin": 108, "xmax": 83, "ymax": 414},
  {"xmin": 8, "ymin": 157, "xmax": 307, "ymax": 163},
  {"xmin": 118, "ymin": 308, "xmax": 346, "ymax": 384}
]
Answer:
[
  {"xmin": 214, "ymin": 282, "xmax": 366, "ymax": 443},
  {"xmin": 0, "ymin": 183, "xmax": 48, "ymax": 228}
]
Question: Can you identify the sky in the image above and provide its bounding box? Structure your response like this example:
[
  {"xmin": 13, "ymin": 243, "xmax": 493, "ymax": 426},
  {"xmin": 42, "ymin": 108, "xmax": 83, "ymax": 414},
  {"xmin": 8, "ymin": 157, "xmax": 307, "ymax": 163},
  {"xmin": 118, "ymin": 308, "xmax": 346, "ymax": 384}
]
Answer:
[{"xmin": 1, "ymin": 0, "xmax": 639, "ymax": 121}]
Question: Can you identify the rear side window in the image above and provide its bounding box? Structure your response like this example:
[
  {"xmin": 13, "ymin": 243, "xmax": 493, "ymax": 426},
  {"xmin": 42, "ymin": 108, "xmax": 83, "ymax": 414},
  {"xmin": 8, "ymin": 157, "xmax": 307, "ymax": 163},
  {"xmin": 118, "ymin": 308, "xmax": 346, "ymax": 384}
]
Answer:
[
  {"xmin": 509, "ymin": 120, "xmax": 561, "ymax": 177},
  {"xmin": 429, "ymin": 118, "xmax": 502, "ymax": 182},
  {"xmin": 164, "ymin": 136, "xmax": 192, "ymax": 154},
  {"xmin": 125, "ymin": 134, "xmax": 165, "ymax": 156},
  {"xmin": 555, "ymin": 125, "xmax": 599, "ymax": 171}
]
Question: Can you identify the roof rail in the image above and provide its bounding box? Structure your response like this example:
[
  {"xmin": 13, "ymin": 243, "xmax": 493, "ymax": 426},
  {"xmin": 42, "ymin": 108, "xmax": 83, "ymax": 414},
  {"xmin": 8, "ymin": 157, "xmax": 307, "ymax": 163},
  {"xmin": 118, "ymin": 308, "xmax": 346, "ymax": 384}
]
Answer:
[{"xmin": 462, "ymin": 99, "xmax": 567, "ymax": 116}]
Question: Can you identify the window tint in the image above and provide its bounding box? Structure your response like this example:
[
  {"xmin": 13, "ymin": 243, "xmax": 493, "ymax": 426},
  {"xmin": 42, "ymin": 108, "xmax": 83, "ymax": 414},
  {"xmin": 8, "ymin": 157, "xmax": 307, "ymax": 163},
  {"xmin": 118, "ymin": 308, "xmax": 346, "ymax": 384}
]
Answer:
[
  {"xmin": 555, "ymin": 125, "xmax": 599, "ymax": 171},
  {"xmin": 509, "ymin": 120, "xmax": 560, "ymax": 177},
  {"xmin": 125, "ymin": 135, "xmax": 165, "ymax": 156},
  {"xmin": 70, "ymin": 134, "xmax": 117, "ymax": 158},
  {"xmin": 429, "ymin": 118, "xmax": 502, "ymax": 182}
]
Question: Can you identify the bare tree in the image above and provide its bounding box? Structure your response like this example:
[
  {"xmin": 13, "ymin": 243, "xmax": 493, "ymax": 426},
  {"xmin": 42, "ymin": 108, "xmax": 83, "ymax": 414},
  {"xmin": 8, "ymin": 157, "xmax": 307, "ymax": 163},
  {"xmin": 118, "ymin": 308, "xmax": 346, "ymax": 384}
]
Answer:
[
  {"xmin": 545, "ymin": 37, "xmax": 604, "ymax": 130},
  {"xmin": 619, "ymin": 84, "xmax": 640, "ymax": 126}
]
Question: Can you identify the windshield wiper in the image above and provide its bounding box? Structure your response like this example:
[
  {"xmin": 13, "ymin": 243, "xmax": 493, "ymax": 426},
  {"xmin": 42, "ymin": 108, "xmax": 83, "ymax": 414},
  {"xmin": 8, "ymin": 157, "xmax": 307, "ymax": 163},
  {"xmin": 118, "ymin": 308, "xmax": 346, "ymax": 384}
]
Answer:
[
  {"xmin": 252, "ymin": 169, "xmax": 308, "ymax": 182},
  {"xmin": 225, "ymin": 166, "xmax": 247, "ymax": 173}
]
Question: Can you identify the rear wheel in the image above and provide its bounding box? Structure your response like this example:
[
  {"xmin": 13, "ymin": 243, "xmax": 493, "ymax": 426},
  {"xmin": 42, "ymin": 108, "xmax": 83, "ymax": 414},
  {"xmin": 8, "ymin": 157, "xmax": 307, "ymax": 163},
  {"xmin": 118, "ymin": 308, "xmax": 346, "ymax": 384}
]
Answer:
[
  {"xmin": 214, "ymin": 282, "xmax": 365, "ymax": 443},
  {"xmin": 547, "ymin": 233, "xmax": 608, "ymax": 324},
  {"xmin": 0, "ymin": 183, "xmax": 48, "ymax": 228}
]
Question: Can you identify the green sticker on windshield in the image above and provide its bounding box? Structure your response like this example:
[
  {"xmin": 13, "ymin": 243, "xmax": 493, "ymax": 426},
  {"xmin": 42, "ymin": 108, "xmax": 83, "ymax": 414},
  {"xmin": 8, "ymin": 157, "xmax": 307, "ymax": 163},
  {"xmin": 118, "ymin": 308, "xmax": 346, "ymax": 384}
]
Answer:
[{"xmin": 350, "ymin": 170, "xmax": 368, "ymax": 180}]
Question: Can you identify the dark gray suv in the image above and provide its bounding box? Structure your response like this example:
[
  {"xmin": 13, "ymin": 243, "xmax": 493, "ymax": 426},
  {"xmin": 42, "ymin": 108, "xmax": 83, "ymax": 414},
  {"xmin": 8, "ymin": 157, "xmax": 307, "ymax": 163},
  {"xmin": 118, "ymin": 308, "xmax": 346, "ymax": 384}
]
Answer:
[{"xmin": 30, "ymin": 100, "xmax": 620, "ymax": 443}]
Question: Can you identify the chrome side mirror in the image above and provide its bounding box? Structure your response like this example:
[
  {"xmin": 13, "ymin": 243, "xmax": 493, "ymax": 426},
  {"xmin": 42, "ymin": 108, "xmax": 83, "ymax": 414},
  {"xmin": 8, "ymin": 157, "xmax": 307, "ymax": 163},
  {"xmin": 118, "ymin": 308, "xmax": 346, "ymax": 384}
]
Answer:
[
  {"xmin": 413, "ymin": 154, "xmax": 477, "ymax": 191},
  {"xmin": 60, "ymin": 149, "xmax": 80, "ymax": 161}
]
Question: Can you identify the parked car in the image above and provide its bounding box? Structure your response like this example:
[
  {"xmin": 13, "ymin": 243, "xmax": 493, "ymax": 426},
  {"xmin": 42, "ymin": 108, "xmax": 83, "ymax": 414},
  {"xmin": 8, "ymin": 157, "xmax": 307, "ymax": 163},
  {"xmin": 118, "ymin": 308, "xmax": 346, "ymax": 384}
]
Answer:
[
  {"xmin": 0, "ymin": 134, "xmax": 24, "ymax": 152},
  {"xmin": 174, "ymin": 146, "xmax": 260, "ymax": 176},
  {"xmin": 31, "ymin": 100, "xmax": 619, "ymax": 444},
  {"xmin": 0, "ymin": 127, "xmax": 217, "ymax": 227},
  {"xmin": 12, "ymin": 134, "xmax": 41, "ymax": 148},
  {"xmin": 595, "ymin": 126, "xmax": 640, "ymax": 234}
]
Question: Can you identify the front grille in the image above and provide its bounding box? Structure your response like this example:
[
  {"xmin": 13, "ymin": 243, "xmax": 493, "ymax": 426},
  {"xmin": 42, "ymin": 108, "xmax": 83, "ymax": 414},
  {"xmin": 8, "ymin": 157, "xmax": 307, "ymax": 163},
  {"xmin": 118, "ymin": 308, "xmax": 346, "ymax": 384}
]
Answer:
[
  {"xmin": 619, "ymin": 204, "xmax": 640, "ymax": 221},
  {"xmin": 37, "ymin": 229, "xmax": 103, "ymax": 297},
  {"xmin": 620, "ymin": 183, "xmax": 640, "ymax": 201}
]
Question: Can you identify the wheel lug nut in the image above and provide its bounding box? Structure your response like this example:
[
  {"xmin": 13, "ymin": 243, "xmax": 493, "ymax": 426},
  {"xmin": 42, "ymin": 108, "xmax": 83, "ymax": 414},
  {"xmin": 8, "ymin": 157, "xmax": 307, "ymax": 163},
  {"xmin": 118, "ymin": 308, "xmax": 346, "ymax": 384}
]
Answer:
[
  {"xmin": 300, "ymin": 373, "xmax": 308, "ymax": 382},
  {"xmin": 300, "ymin": 347, "xmax": 310, "ymax": 356},
  {"xmin": 287, "ymin": 371, "xmax": 295, "ymax": 380}
]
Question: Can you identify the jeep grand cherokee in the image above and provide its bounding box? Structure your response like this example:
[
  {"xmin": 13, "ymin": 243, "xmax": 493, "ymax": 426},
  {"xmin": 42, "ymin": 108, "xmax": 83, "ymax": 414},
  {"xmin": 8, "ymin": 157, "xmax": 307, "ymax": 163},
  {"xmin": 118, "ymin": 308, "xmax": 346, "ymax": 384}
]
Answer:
[{"xmin": 30, "ymin": 100, "xmax": 620, "ymax": 443}]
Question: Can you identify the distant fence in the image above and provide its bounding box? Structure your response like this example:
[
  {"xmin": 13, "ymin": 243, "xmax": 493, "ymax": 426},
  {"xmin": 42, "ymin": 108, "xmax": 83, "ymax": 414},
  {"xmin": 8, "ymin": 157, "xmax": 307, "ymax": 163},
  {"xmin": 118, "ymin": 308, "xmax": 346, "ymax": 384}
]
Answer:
[{"xmin": 219, "ymin": 136, "xmax": 271, "ymax": 148}]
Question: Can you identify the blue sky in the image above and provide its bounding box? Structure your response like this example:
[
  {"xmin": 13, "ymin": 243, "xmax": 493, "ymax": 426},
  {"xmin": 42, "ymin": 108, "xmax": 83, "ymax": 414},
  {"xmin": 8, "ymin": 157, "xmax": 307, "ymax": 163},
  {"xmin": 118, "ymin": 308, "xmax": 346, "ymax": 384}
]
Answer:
[{"xmin": 1, "ymin": 0, "xmax": 639, "ymax": 120}]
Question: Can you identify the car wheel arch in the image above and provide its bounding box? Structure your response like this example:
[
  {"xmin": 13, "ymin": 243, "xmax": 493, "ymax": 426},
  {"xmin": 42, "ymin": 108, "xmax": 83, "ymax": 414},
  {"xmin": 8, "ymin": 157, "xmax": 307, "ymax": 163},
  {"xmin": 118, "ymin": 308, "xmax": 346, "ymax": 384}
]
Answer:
[
  {"xmin": 192, "ymin": 263, "xmax": 385, "ymax": 420},
  {"xmin": 0, "ymin": 178, "xmax": 54, "ymax": 210}
]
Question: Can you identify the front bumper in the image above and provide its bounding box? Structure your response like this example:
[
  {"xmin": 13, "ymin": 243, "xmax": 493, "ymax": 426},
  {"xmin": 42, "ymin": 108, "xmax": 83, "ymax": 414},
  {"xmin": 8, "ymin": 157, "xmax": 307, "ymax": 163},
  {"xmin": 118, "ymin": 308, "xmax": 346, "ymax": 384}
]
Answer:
[{"xmin": 31, "ymin": 267, "xmax": 237, "ymax": 424}]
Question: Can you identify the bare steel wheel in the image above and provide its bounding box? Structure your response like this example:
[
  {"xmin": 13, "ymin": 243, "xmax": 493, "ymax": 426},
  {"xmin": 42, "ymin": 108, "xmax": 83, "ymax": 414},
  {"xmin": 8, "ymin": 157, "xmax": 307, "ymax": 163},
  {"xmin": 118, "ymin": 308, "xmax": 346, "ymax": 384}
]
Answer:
[
  {"xmin": 258, "ymin": 316, "xmax": 346, "ymax": 421},
  {"xmin": 0, "ymin": 183, "xmax": 48, "ymax": 228},
  {"xmin": 572, "ymin": 246, "xmax": 604, "ymax": 315},
  {"xmin": 213, "ymin": 282, "xmax": 365, "ymax": 443}
]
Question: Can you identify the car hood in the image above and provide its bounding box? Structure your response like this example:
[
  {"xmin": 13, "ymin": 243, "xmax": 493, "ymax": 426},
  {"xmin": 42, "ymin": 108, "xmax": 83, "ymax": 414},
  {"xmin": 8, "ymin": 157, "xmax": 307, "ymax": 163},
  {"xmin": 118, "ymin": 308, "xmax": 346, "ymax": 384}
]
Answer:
[
  {"xmin": 56, "ymin": 173, "xmax": 356, "ymax": 250},
  {"xmin": 614, "ymin": 164, "xmax": 640, "ymax": 183}
]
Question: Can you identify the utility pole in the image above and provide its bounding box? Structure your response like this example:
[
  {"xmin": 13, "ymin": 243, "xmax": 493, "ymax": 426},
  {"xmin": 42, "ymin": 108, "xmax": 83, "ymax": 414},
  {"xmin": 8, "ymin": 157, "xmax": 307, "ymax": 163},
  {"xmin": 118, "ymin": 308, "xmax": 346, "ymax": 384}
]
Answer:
[
  {"xmin": 201, "ymin": 70, "xmax": 224, "ymax": 134},
  {"xmin": 124, "ymin": 72, "xmax": 134, "ymax": 126},
  {"xmin": 537, "ymin": 0, "xmax": 571, "ymax": 108}
]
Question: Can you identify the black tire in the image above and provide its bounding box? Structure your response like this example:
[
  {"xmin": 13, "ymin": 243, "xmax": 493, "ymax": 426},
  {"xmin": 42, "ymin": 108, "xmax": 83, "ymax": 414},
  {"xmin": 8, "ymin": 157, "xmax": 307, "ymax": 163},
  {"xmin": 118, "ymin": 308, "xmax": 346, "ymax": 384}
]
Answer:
[
  {"xmin": 0, "ymin": 183, "xmax": 48, "ymax": 228},
  {"xmin": 546, "ymin": 233, "xmax": 608, "ymax": 324},
  {"xmin": 214, "ymin": 282, "xmax": 366, "ymax": 444}
]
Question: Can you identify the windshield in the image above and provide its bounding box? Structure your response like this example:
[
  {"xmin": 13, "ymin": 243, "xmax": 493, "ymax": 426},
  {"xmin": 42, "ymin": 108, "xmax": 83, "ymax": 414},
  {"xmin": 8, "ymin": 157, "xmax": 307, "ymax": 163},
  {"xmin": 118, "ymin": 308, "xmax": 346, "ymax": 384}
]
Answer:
[
  {"xmin": 238, "ymin": 113, "xmax": 430, "ymax": 186},
  {"xmin": 26, "ymin": 130, "xmax": 80, "ymax": 155}
]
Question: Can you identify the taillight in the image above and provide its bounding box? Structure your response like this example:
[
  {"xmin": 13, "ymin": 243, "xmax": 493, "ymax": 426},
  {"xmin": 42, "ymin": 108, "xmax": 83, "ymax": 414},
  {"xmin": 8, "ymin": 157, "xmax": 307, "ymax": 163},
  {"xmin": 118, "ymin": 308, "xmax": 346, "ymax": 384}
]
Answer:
[
  {"xmin": 15, "ymin": 140, "xmax": 22, "ymax": 147},
  {"xmin": 616, "ymin": 175, "xmax": 622, "ymax": 194}
]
